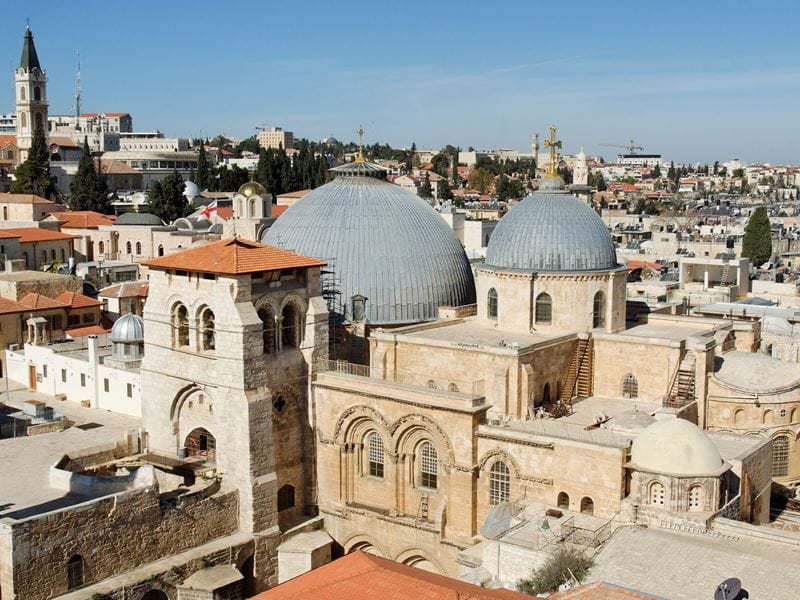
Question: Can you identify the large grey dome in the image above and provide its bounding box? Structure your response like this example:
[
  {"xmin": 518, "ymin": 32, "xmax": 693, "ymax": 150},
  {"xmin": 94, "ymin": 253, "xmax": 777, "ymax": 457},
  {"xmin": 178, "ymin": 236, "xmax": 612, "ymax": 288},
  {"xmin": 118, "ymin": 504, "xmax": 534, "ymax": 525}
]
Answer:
[
  {"xmin": 263, "ymin": 164, "xmax": 475, "ymax": 324},
  {"xmin": 485, "ymin": 187, "xmax": 618, "ymax": 272},
  {"xmin": 115, "ymin": 212, "xmax": 164, "ymax": 227},
  {"xmin": 111, "ymin": 312, "xmax": 144, "ymax": 343}
]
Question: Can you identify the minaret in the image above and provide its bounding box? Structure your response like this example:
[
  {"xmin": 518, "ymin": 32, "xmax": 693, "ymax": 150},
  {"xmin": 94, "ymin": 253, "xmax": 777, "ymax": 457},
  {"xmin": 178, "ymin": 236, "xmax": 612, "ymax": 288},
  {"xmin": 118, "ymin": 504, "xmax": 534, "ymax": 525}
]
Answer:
[
  {"xmin": 15, "ymin": 26, "xmax": 48, "ymax": 161},
  {"xmin": 574, "ymin": 147, "xmax": 589, "ymax": 186},
  {"xmin": 531, "ymin": 131, "xmax": 539, "ymax": 170}
]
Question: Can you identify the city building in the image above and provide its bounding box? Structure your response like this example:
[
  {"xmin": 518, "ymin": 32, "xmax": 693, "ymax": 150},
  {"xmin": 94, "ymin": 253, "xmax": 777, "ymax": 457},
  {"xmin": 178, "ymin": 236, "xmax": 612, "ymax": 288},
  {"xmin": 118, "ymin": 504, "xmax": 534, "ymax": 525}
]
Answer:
[{"xmin": 257, "ymin": 127, "xmax": 293, "ymax": 150}]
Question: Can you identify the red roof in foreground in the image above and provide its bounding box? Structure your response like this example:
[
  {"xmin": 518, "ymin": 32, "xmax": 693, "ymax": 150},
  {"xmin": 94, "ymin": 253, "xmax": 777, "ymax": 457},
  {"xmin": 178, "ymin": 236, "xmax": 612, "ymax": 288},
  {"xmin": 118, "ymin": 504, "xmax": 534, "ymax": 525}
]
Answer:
[
  {"xmin": 251, "ymin": 551, "xmax": 527, "ymax": 600},
  {"xmin": 143, "ymin": 237, "xmax": 325, "ymax": 275}
]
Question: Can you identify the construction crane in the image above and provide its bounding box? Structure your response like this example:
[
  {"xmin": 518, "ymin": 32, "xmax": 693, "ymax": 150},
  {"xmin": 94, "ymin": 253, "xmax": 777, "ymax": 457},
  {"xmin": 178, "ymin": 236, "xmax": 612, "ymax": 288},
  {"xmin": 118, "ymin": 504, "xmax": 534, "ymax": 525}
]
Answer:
[
  {"xmin": 255, "ymin": 122, "xmax": 270, "ymax": 132},
  {"xmin": 599, "ymin": 139, "xmax": 644, "ymax": 154}
]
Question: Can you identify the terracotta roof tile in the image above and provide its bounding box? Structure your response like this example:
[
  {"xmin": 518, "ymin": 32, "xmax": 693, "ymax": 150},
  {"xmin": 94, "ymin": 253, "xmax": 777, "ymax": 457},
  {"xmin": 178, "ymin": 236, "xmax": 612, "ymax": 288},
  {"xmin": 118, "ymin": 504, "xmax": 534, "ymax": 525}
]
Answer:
[
  {"xmin": 1, "ymin": 227, "xmax": 78, "ymax": 243},
  {"xmin": 0, "ymin": 297, "xmax": 29, "ymax": 315},
  {"xmin": 50, "ymin": 211, "xmax": 116, "ymax": 229},
  {"xmin": 143, "ymin": 237, "xmax": 325, "ymax": 275},
  {"xmin": 272, "ymin": 205, "xmax": 288, "ymax": 218},
  {"xmin": 55, "ymin": 291, "xmax": 103, "ymax": 309},
  {"xmin": 252, "ymin": 552, "xmax": 528, "ymax": 600},
  {"xmin": 18, "ymin": 293, "xmax": 69, "ymax": 310},
  {"xmin": 0, "ymin": 135, "xmax": 17, "ymax": 148}
]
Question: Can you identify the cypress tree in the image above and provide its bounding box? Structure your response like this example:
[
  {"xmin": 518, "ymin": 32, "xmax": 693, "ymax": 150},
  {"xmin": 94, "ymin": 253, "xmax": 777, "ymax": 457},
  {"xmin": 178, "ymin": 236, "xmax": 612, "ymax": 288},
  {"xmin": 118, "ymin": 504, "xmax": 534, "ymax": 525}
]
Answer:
[
  {"xmin": 196, "ymin": 143, "xmax": 209, "ymax": 190},
  {"xmin": 148, "ymin": 170, "xmax": 188, "ymax": 223},
  {"xmin": 11, "ymin": 125, "xmax": 57, "ymax": 198},
  {"xmin": 69, "ymin": 138, "xmax": 109, "ymax": 212},
  {"xmin": 741, "ymin": 206, "xmax": 772, "ymax": 267}
]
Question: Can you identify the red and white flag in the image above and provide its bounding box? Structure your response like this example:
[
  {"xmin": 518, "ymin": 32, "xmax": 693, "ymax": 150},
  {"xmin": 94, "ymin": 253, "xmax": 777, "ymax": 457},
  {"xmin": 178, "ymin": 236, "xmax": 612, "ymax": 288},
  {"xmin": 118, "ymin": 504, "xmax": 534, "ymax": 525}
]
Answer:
[{"xmin": 198, "ymin": 201, "xmax": 218, "ymax": 221}]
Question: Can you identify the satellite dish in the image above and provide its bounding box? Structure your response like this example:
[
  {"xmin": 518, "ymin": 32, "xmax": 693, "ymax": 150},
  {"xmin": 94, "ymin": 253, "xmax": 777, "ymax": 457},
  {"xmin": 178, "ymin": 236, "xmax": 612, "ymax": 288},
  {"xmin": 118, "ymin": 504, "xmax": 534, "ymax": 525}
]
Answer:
[{"xmin": 714, "ymin": 577, "xmax": 742, "ymax": 600}]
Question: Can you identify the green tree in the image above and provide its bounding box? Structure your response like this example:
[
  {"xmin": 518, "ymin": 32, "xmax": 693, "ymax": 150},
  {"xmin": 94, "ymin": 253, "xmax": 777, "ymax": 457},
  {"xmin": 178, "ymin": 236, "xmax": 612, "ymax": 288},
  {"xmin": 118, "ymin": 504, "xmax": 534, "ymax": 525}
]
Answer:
[
  {"xmin": 495, "ymin": 175, "xmax": 524, "ymax": 200},
  {"xmin": 468, "ymin": 167, "xmax": 493, "ymax": 194},
  {"xmin": 11, "ymin": 125, "xmax": 57, "ymax": 198},
  {"xmin": 741, "ymin": 206, "xmax": 772, "ymax": 267},
  {"xmin": 69, "ymin": 138, "xmax": 109, "ymax": 212},
  {"xmin": 233, "ymin": 136, "xmax": 260, "ymax": 157},
  {"xmin": 148, "ymin": 170, "xmax": 189, "ymax": 223},
  {"xmin": 437, "ymin": 178, "xmax": 451, "ymax": 201},
  {"xmin": 517, "ymin": 548, "xmax": 594, "ymax": 596},
  {"xmin": 418, "ymin": 173, "xmax": 432, "ymax": 198},
  {"xmin": 732, "ymin": 168, "xmax": 745, "ymax": 178},
  {"xmin": 196, "ymin": 144, "xmax": 210, "ymax": 190},
  {"xmin": 431, "ymin": 152, "xmax": 450, "ymax": 178}
]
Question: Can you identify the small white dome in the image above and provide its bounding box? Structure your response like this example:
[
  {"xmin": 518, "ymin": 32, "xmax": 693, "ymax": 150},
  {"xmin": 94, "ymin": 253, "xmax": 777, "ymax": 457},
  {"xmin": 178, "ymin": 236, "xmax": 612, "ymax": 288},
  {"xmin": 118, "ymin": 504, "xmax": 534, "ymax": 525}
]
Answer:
[
  {"xmin": 631, "ymin": 418, "xmax": 724, "ymax": 476},
  {"xmin": 111, "ymin": 312, "xmax": 144, "ymax": 343}
]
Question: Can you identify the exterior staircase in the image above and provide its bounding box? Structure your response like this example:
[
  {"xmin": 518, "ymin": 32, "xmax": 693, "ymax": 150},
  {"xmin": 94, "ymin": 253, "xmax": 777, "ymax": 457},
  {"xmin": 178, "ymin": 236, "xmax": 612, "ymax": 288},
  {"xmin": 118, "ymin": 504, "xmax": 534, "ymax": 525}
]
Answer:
[
  {"xmin": 560, "ymin": 337, "xmax": 593, "ymax": 403},
  {"xmin": 665, "ymin": 352, "xmax": 696, "ymax": 408}
]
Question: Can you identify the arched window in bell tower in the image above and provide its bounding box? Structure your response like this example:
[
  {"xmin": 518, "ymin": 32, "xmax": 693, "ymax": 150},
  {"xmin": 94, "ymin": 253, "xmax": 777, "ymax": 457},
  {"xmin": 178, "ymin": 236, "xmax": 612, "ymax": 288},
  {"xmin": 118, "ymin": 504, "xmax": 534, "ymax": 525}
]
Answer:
[
  {"xmin": 19, "ymin": 86, "xmax": 25, "ymax": 101},
  {"xmin": 34, "ymin": 112, "xmax": 43, "ymax": 131},
  {"xmin": 33, "ymin": 86, "xmax": 41, "ymax": 101}
]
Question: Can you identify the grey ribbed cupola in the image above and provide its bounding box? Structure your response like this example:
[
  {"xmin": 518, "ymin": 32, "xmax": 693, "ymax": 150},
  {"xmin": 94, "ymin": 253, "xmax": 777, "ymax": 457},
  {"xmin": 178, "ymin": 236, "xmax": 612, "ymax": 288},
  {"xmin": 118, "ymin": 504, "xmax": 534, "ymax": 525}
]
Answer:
[
  {"xmin": 263, "ymin": 161, "xmax": 475, "ymax": 324},
  {"xmin": 485, "ymin": 178, "xmax": 618, "ymax": 272}
]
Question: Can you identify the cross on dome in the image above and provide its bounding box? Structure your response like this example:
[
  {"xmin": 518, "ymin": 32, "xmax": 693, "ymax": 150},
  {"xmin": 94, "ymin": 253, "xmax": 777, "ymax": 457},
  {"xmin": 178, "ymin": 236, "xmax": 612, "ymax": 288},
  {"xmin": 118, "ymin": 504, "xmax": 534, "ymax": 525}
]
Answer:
[
  {"xmin": 356, "ymin": 125, "xmax": 366, "ymax": 163},
  {"xmin": 543, "ymin": 124, "xmax": 562, "ymax": 178}
]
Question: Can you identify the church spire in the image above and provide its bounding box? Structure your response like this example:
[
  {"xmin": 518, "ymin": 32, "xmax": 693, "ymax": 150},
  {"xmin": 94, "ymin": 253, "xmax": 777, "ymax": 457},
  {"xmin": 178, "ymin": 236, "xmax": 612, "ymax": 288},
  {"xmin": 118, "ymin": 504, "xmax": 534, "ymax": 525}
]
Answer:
[{"xmin": 20, "ymin": 26, "xmax": 41, "ymax": 72}]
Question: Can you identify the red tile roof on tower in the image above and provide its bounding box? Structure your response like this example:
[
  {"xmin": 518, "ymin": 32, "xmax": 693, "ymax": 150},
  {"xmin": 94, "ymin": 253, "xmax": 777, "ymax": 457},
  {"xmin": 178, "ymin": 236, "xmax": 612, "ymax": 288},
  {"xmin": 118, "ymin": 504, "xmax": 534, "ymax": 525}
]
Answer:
[
  {"xmin": 143, "ymin": 237, "xmax": 325, "ymax": 275},
  {"xmin": 50, "ymin": 211, "xmax": 116, "ymax": 229},
  {"xmin": 251, "ymin": 551, "xmax": 528, "ymax": 600},
  {"xmin": 18, "ymin": 293, "xmax": 69, "ymax": 310},
  {"xmin": 55, "ymin": 291, "xmax": 103, "ymax": 309}
]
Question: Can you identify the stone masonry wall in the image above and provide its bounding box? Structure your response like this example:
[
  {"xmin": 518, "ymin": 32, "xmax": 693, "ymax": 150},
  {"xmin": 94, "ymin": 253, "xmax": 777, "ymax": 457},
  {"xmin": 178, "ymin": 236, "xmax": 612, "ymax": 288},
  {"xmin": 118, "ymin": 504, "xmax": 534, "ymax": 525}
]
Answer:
[{"xmin": 5, "ymin": 486, "xmax": 239, "ymax": 600}]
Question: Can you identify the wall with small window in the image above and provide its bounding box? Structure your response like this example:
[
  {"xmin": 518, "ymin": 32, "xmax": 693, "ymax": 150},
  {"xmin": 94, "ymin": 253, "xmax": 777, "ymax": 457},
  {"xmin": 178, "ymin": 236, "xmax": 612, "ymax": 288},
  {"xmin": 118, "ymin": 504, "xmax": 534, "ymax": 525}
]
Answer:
[{"xmin": 473, "ymin": 266, "xmax": 626, "ymax": 333}]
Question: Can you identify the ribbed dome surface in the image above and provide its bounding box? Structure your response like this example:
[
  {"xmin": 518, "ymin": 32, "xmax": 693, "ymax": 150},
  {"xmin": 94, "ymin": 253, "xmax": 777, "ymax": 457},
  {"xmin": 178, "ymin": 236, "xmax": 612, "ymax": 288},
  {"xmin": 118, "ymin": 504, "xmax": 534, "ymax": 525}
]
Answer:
[
  {"xmin": 116, "ymin": 212, "xmax": 163, "ymax": 227},
  {"xmin": 485, "ymin": 190, "xmax": 618, "ymax": 272},
  {"xmin": 631, "ymin": 418, "xmax": 724, "ymax": 476},
  {"xmin": 111, "ymin": 312, "xmax": 144, "ymax": 343},
  {"xmin": 263, "ymin": 173, "xmax": 475, "ymax": 324}
]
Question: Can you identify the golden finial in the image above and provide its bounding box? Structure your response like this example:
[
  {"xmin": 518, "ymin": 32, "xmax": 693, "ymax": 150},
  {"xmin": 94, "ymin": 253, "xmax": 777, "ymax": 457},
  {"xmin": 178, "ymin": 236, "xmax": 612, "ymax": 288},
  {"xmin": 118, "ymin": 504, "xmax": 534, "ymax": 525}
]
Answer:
[
  {"xmin": 356, "ymin": 125, "xmax": 366, "ymax": 163},
  {"xmin": 543, "ymin": 124, "xmax": 562, "ymax": 178}
]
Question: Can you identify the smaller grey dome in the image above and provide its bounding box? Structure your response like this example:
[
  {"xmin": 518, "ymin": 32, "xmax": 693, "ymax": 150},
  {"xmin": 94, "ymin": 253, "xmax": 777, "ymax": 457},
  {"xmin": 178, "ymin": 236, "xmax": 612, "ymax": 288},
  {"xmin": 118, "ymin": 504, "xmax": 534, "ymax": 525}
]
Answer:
[
  {"xmin": 111, "ymin": 313, "xmax": 144, "ymax": 343},
  {"xmin": 116, "ymin": 212, "xmax": 164, "ymax": 226}
]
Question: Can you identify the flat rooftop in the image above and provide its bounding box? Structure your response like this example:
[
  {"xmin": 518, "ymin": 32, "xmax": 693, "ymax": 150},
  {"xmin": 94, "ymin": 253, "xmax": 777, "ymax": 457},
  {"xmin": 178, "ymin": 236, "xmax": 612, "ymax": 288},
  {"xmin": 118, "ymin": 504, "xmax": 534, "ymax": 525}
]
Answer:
[
  {"xmin": 0, "ymin": 270, "xmax": 73, "ymax": 283},
  {"xmin": 0, "ymin": 380, "xmax": 140, "ymax": 520},
  {"xmin": 557, "ymin": 396, "xmax": 661, "ymax": 429},
  {"xmin": 617, "ymin": 322, "xmax": 712, "ymax": 342},
  {"xmin": 389, "ymin": 317, "xmax": 569, "ymax": 352},
  {"xmin": 589, "ymin": 526, "xmax": 800, "ymax": 600}
]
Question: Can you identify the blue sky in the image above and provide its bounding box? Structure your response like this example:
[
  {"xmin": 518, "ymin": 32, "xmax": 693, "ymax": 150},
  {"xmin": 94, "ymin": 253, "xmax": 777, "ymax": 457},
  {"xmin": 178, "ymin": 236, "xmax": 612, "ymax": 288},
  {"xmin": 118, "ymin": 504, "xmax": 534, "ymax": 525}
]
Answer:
[{"xmin": 3, "ymin": 1, "xmax": 799, "ymax": 164}]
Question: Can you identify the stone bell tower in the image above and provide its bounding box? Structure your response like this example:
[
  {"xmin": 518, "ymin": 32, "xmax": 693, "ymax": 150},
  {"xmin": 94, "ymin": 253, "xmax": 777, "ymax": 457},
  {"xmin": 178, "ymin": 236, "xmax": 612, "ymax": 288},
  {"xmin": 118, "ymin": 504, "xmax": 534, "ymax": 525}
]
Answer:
[
  {"xmin": 16, "ymin": 26, "xmax": 48, "ymax": 161},
  {"xmin": 140, "ymin": 238, "xmax": 328, "ymax": 591}
]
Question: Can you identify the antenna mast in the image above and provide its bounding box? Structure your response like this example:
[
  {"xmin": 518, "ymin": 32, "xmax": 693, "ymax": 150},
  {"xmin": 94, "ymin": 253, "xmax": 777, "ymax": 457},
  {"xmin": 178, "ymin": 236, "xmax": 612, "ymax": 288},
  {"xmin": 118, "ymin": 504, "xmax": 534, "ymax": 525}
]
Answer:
[{"xmin": 73, "ymin": 49, "xmax": 81, "ymax": 117}]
